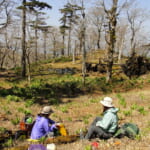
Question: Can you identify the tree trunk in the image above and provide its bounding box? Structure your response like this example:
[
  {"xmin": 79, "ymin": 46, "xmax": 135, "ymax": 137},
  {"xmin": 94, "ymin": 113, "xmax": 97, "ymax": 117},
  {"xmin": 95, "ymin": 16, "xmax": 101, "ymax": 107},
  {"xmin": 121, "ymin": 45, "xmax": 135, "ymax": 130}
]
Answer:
[
  {"xmin": 21, "ymin": 0, "xmax": 26, "ymax": 77},
  {"xmin": 72, "ymin": 40, "xmax": 77, "ymax": 64},
  {"xmin": 27, "ymin": 52, "xmax": 31, "ymax": 84},
  {"xmin": 43, "ymin": 31, "xmax": 47, "ymax": 60},
  {"xmin": 67, "ymin": 28, "xmax": 71, "ymax": 56},
  {"xmin": 81, "ymin": 1, "xmax": 86, "ymax": 85},
  {"xmin": 118, "ymin": 38, "xmax": 124, "ymax": 63},
  {"xmin": 104, "ymin": 0, "xmax": 118, "ymax": 83},
  {"xmin": 97, "ymin": 29, "xmax": 101, "ymax": 49},
  {"xmin": 53, "ymin": 38, "xmax": 56, "ymax": 58},
  {"xmin": 35, "ymin": 14, "xmax": 38, "ymax": 62},
  {"xmin": 61, "ymin": 34, "xmax": 65, "ymax": 56}
]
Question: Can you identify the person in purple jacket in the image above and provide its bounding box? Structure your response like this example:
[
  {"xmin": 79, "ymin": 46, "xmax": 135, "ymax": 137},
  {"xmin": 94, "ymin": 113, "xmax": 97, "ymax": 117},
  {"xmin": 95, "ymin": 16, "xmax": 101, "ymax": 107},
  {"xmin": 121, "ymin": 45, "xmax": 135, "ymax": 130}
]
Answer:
[{"xmin": 30, "ymin": 106, "xmax": 58, "ymax": 139}]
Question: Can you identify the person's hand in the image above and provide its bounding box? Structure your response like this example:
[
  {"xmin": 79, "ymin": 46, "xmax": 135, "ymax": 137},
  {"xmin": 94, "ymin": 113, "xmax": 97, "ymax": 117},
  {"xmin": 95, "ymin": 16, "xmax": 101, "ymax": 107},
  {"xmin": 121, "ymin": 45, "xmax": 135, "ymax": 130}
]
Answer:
[
  {"xmin": 50, "ymin": 124, "xmax": 57, "ymax": 130},
  {"xmin": 56, "ymin": 123, "xmax": 61, "ymax": 127}
]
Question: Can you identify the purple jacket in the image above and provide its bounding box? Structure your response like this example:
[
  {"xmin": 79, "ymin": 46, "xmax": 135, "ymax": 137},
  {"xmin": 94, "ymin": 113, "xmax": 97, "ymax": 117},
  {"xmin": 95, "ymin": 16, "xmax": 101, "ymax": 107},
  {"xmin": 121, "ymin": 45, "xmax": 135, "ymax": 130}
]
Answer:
[{"xmin": 30, "ymin": 115, "xmax": 55, "ymax": 139}]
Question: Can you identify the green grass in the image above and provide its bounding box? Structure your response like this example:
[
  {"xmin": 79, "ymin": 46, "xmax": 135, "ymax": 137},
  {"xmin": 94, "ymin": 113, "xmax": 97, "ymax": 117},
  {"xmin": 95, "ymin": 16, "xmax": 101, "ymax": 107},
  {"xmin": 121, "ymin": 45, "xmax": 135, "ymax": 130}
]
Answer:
[{"xmin": 116, "ymin": 93, "xmax": 127, "ymax": 108}]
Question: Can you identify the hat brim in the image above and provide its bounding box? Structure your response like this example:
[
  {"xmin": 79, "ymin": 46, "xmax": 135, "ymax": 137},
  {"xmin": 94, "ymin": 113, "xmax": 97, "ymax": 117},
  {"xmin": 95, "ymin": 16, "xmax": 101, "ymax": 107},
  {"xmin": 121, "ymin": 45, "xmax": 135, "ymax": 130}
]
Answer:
[
  {"xmin": 100, "ymin": 101, "xmax": 114, "ymax": 107},
  {"xmin": 41, "ymin": 110, "xmax": 54, "ymax": 114}
]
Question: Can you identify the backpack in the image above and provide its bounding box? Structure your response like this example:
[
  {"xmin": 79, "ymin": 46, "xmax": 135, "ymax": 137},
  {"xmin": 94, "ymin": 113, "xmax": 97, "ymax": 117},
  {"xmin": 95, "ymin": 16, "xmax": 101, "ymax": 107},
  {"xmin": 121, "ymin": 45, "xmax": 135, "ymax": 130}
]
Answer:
[{"xmin": 114, "ymin": 123, "xmax": 140, "ymax": 139}]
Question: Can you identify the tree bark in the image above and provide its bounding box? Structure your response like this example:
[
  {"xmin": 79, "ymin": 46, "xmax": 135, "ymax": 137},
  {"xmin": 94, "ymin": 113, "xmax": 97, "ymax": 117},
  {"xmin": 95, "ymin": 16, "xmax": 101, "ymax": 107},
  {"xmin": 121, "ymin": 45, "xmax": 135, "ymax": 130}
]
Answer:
[
  {"xmin": 103, "ymin": 0, "xmax": 118, "ymax": 82},
  {"xmin": 21, "ymin": 0, "xmax": 26, "ymax": 77}
]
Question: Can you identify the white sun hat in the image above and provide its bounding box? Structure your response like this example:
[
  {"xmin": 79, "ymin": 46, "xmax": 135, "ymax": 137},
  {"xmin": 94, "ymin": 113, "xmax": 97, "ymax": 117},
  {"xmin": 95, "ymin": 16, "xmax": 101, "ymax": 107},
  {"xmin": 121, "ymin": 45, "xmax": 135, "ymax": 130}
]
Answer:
[
  {"xmin": 41, "ymin": 106, "xmax": 54, "ymax": 114},
  {"xmin": 100, "ymin": 97, "xmax": 114, "ymax": 107}
]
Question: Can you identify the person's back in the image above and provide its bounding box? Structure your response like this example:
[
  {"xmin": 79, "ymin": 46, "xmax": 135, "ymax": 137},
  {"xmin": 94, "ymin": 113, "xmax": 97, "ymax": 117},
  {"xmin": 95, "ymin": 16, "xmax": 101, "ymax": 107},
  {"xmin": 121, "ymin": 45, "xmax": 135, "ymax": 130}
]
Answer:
[
  {"xmin": 31, "ymin": 115, "xmax": 51, "ymax": 139},
  {"xmin": 30, "ymin": 106, "xmax": 56, "ymax": 140},
  {"xmin": 96, "ymin": 107, "xmax": 118, "ymax": 133}
]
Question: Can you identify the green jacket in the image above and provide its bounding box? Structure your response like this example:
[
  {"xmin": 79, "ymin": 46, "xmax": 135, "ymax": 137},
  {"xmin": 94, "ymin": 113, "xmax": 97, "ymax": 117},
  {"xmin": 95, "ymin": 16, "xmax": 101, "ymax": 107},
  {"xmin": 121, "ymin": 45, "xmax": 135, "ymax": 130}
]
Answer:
[{"xmin": 96, "ymin": 108, "xmax": 119, "ymax": 133}]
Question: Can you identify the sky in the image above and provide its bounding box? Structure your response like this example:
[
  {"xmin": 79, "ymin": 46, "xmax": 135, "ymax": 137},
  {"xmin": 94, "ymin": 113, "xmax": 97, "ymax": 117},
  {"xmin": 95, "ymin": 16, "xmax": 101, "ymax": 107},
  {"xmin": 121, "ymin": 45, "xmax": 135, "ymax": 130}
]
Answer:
[
  {"xmin": 42, "ymin": 0, "xmax": 68, "ymax": 26},
  {"xmin": 41, "ymin": 0, "xmax": 150, "ymax": 27}
]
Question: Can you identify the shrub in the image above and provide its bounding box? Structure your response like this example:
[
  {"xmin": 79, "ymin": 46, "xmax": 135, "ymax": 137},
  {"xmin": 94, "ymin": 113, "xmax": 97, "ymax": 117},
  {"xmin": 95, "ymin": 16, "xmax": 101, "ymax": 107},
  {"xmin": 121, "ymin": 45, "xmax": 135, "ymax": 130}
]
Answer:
[
  {"xmin": 48, "ymin": 98, "xmax": 59, "ymax": 105},
  {"xmin": 17, "ymin": 107, "xmax": 25, "ymax": 113},
  {"xmin": 24, "ymin": 109, "xmax": 32, "ymax": 115},
  {"xmin": 6, "ymin": 95, "xmax": 21, "ymax": 102},
  {"xmin": 53, "ymin": 56, "xmax": 72, "ymax": 63},
  {"xmin": 25, "ymin": 99, "xmax": 35, "ymax": 107}
]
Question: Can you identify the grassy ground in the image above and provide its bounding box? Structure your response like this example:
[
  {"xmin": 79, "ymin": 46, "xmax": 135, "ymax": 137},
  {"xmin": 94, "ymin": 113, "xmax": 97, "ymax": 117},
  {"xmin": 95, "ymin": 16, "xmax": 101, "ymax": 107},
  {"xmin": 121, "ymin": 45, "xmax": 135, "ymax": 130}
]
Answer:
[
  {"xmin": 0, "ymin": 60, "xmax": 150, "ymax": 150},
  {"xmin": 1, "ymin": 86, "xmax": 150, "ymax": 150}
]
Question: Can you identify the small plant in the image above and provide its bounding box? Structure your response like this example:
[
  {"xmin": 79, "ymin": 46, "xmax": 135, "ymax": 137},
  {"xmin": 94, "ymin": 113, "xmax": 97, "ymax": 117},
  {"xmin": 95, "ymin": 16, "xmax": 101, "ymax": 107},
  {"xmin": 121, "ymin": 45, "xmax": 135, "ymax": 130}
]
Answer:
[
  {"xmin": 82, "ymin": 115, "xmax": 91, "ymax": 125},
  {"xmin": 39, "ymin": 136, "xmax": 46, "ymax": 143},
  {"xmin": 24, "ymin": 109, "xmax": 32, "ymax": 115},
  {"xmin": 135, "ymin": 134, "xmax": 142, "ymax": 141},
  {"xmin": 67, "ymin": 117, "xmax": 72, "ymax": 121},
  {"xmin": 139, "ymin": 93, "xmax": 145, "ymax": 101},
  {"xmin": 17, "ymin": 107, "xmax": 25, "ymax": 113},
  {"xmin": 84, "ymin": 145, "xmax": 91, "ymax": 150},
  {"xmin": 2, "ymin": 138, "xmax": 13, "ymax": 147},
  {"xmin": 130, "ymin": 104, "xmax": 138, "ymax": 110},
  {"xmin": 11, "ymin": 116, "xmax": 20, "ymax": 125},
  {"xmin": 2, "ymin": 106, "xmax": 12, "ymax": 115},
  {"xmin": 0, "ymin": 127, "xmax": 7, "ymax": 134},
  {"xmin": 52, "ymin": 113, "xmax": 58, "ymax": 118},
  {"xmin": 123, "ymin": 110, "xmax": 132, "ymax": 117},
  {"xmin": 116, "ymin": 94, "xmax": 126, "ymax": 108},
  {"xmin": 60, "ymin": 106, "xmax": 68, "ymax": 113},
  {"xmin": 90, "ymin": 98, "xmax": 99, "ymax": 103},
  {"xmin": 84, "ymin": 102, "xmax": 90, "ymax": 107},
  {"xmin": 137, "ymin": 106, "xmax": 147, "ymax": 115}
]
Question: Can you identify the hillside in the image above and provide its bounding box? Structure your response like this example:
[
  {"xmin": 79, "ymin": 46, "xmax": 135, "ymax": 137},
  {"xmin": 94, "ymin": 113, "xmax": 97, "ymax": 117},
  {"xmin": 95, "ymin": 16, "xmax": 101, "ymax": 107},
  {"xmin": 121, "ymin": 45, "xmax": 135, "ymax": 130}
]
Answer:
[{"xmin": 0, "ymin": 58, "xmax": 150, "ymax": 150}]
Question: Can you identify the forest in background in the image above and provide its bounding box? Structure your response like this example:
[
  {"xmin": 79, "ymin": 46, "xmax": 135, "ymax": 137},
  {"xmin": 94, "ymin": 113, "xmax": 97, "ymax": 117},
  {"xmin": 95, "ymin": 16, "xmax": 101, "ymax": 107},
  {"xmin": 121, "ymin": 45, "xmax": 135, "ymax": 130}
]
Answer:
[{"xmin": 0, "ymin": 0, "xmax": 150, "ymax": 82}]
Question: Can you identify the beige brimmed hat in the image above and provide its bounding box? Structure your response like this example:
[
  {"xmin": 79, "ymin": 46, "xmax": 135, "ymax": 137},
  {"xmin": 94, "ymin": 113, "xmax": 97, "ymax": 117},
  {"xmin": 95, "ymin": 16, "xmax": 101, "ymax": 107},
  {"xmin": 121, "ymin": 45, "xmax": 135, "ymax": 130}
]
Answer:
[
  {"xmin": 41, "ymin": 106, "xmax": 54, "ymax": 114},
  {"xmin": 100, "ymin": 97, "xmax": 114, "ymax": 107}
]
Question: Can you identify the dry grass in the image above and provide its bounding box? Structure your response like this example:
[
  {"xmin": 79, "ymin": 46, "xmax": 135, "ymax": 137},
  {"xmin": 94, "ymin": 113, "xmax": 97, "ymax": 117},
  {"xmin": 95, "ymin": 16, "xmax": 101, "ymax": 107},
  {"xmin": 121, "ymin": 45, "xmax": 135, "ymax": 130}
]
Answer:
[
  {"xmin": 0, "ymin": 58, "xmax": 150, "ymax": 149},
  {"xmin": 1, "ymin": 85, "xmax": 150, "ymax": 150}
]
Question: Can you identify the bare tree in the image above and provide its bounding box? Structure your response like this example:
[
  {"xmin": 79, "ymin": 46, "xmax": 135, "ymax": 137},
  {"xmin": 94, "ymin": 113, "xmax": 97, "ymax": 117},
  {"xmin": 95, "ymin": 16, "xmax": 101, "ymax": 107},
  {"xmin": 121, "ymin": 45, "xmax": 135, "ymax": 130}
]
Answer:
[
  {"xmin": 89, "ymin": 6, "xmax": 105, "ymax": 49},
  {"xmin": 0, "ymin": 0, "xmax": 13, "ymax": 31},
  {"xmin": 116, "ymin": 21, "xmax": 128, "ymax": 63},
  {"xmin": 127, "ymin": 7, "xmax": 145, "ymax": 57},
  {"xmin": 49, "ymin": 27, "xmax": 61, "ymax": 58},
  {"xmin": 41, "ymin": 26, "xmax": 50, "ymax": 60},
  {"xmin": 101, "ymin": 0, "xmax": 119, "ymax": 82}
]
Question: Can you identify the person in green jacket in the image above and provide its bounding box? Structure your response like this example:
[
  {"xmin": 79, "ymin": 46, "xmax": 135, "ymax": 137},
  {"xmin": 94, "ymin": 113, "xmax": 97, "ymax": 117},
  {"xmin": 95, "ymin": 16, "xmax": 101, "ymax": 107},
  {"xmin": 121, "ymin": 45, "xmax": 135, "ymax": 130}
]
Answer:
[{"xmin": 85, "ymin": 97, "xmax": 119, "ymax": 140}]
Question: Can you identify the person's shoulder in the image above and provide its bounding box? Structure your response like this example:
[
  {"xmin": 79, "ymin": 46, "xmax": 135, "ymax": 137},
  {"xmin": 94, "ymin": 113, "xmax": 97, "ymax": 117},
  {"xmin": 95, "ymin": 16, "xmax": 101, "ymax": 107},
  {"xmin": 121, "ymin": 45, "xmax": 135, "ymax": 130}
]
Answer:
[
  {"xmin": 108, "ymin": 107, "xmax": 119, "ymax": 112},
  {"xmin": 40, "ymin": 116, "xmax": 49, "ymax": 122}
]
